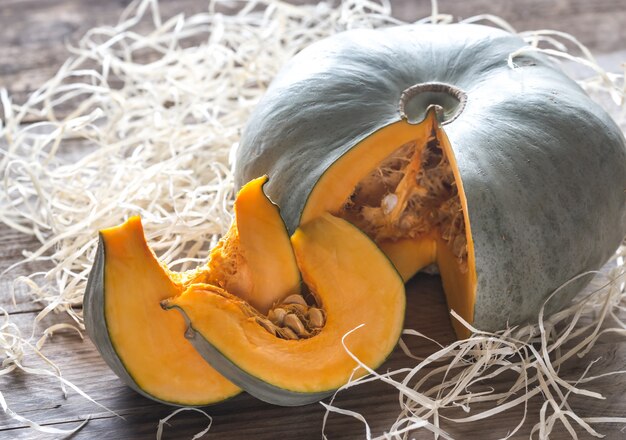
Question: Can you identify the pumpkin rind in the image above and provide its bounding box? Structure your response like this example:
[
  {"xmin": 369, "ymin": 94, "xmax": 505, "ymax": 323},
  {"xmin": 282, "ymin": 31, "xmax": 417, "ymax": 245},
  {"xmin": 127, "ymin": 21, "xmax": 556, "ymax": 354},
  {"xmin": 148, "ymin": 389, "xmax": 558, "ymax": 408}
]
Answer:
[{"xmin": 236, "ymin": 23, "xmax": 626, "ymax": 332}]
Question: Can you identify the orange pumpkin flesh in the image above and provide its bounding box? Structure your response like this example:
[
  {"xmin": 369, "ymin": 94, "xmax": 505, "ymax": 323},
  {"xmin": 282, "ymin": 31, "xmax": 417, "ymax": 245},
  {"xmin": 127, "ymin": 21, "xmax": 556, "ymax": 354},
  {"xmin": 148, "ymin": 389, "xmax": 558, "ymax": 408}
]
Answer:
[
  {"xmin": 91, "ymin": 111, "xmax": 473, "ymax": 406},
  {"xmin": 90, "ymin": 112, "xmax": 474, "ymax": 403},
  {"xmin": 436, "ymin": 122, "xmax": 477, "ymax": 338},
  {"xmin": 90, "ymin": 112, "xmax": 472, "ymax": 405},
  {"xmin": 378, "ymin": 237, "xmax": 437, "ymax": 281}
]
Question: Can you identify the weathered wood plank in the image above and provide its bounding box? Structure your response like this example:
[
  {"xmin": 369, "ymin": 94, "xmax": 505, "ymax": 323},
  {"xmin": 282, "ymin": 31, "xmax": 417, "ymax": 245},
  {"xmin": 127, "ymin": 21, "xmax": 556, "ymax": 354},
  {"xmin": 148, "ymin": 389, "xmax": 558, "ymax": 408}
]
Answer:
[
  {"xmin": 396, "ymin": 0, "xmax": 626, "ymax": 54},
  {"xmin": 1, "ymin": 274, "xmax": 625, "ymax": 439},
  {"xmin": 0, "ymin": 0, "xmax": 211, "ymax": 122}
]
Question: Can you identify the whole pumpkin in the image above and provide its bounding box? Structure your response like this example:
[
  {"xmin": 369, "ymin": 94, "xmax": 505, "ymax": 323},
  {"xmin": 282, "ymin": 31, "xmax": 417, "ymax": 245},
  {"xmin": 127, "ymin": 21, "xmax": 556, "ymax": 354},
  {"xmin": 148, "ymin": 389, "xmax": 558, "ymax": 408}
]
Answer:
[{"xmin": 235, "ymin": 23, "xmax": 626, "ymax": 335}]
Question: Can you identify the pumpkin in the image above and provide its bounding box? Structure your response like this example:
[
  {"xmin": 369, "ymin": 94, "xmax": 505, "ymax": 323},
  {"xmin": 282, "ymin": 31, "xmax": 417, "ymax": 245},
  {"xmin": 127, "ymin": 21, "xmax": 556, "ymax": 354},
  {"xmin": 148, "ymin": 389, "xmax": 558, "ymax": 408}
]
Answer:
[
  {"xmin": 235, "ymin": 23, "xmax": 626, "ymax": 337},
  {"xmin": 85, "ymin": 176, "xmax": 405, "ymax": 406},
  {"xmin": 84, "ymin": 176, "xmax": 301, "ymax": 405}
]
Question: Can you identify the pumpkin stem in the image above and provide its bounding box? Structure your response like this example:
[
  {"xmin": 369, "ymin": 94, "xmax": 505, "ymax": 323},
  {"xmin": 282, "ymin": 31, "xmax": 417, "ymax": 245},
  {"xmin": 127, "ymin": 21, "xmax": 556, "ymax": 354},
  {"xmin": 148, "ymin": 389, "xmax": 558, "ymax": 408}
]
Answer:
[{"xmin": 399, "ymin": 82, "xmax": 467, "ymax": 125}]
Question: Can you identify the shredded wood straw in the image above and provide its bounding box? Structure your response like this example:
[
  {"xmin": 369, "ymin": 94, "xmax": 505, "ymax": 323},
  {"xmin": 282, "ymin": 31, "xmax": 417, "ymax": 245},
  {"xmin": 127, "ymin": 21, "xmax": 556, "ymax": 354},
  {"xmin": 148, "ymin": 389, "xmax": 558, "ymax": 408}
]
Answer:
[
  {"xmin": 156, "ymin": 407, "xmax": 213, "ymax": 440},
  {"xmin": 0, "ymin": 0, "xmax": 624, "ymax": 437}
]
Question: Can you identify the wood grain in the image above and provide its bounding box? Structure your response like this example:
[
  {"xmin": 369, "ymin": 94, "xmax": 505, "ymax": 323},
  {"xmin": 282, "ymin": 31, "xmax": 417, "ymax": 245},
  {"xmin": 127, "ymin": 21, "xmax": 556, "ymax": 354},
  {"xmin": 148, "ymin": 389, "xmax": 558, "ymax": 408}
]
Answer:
[
  {"xmin": 395, "ymin": 0, "xmax": 626, "ymax": 54},
  {"xmin": 0, "ymin": 0, "xmax": 208, "ymax": 118}
]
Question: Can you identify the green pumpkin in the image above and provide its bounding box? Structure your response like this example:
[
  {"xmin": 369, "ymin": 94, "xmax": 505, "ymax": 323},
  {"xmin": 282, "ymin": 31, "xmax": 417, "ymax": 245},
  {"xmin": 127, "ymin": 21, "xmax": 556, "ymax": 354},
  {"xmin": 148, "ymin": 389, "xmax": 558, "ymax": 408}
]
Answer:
[{"xmin": 235, "ymin": 23, "xmax": 626, "ymax": 335}]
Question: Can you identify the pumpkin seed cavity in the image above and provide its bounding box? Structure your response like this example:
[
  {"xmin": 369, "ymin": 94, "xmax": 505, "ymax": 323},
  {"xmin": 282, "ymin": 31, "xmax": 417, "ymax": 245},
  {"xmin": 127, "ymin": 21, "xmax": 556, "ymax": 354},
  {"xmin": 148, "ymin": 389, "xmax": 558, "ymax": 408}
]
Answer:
[
  {"xmin": 259, "ymin": 294, "xmax": 326, "ymax": 340},
  {"xmin": 339, "ymin": 133, "xmax": 468, "ymax": 272},
  {"xmin": 187, "ymin": 269, "xmax": 325, "ymax": 340},
  {"xmin": 181, "ymin": 280, "xmax": 326, "ymax": 340}
]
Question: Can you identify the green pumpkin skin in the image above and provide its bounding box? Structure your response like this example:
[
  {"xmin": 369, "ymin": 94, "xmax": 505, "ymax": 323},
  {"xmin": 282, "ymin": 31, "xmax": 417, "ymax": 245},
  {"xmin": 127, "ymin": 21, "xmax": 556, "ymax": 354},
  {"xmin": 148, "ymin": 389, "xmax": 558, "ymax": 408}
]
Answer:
[{"xmin": 235, "ymin": 23, "xmax": 626, "ymax": 332}]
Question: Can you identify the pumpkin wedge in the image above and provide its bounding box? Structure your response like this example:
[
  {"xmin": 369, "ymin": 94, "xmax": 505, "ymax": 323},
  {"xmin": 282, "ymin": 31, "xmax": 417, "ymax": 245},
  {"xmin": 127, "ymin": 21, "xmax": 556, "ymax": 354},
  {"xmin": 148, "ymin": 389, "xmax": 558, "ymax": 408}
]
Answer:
[
  {"xmin": 236, "ymin": 24, "xmax": 626, "ymax": 336},
  {"xmin": 188, "ymin": 175, "xmax": 301, "ymax": 313},
  {"xmin": 162, "ymin": 213, "xmax": 405, "ymax": 406},
  {"xmin": 84, "ymin": 176, "xmax": 300, "ymax": 405}
]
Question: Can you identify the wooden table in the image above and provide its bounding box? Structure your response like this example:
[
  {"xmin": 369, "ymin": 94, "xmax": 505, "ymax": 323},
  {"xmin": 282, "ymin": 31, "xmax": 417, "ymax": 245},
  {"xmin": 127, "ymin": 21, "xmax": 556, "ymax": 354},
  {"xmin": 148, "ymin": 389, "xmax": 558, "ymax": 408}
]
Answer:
[{"xmin": 1, "ymin": 1, "xmax": 625, "ymax": 438}]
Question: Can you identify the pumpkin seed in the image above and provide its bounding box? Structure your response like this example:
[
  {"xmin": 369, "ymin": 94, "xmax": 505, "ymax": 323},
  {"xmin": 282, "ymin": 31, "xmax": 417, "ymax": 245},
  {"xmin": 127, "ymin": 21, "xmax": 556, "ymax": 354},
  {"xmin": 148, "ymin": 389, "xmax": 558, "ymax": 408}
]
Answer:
[
  {"xmin": 382, "ymin": 193, "xmax": 398, "ymax": 214},
  {"xmin": 284, "ymin": 303, "xmax": 307, "ymax": 315},
  {"xmin": 307, "ymin": 307, "xmax": 325, "ymax": 328},
  {"xmin": 284, "ymin": 313, "xmax": 308, "ymax": 337},
  {"xmin": 282, "ymin": 294, "xmax": 307, "ymax": 306},
  {"xmin": 256, "ymin": 318, "xmax": 277, "ymax": 336},
  {"xmin": 268, "ymin": 307, "xmax": 287, "ymax": 325},
  {"xmin": 452, "ymin": 234, "xmax": 466, "ymax": 259},
  {"xmin": 265, "ymin": 294, "xmax": 327, "ymax": 339},
  {"xmin": 277, "ymin": 326, "xmax": 299, "ymax": 340}
]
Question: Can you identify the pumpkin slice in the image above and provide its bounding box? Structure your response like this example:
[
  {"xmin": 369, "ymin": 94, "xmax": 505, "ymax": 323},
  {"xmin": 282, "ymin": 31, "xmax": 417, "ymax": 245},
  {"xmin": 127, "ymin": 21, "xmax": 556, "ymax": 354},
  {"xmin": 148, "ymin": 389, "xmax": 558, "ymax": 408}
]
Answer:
[
  {"xmin": 84, "ymin": 176, "xmax": 300, "ymax": 405},
  {"xmin": 162, "ymin": 213, "xmax": 405, "ymax": 406}
]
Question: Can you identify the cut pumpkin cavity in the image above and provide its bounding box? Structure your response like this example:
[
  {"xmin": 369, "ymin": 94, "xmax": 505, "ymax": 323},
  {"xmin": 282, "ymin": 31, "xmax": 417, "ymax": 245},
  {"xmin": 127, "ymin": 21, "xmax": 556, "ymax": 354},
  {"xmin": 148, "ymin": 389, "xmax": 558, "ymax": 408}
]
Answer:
[{"xmin": 301, "ymin": 110, "xmax": 477, "ymax": 338}]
